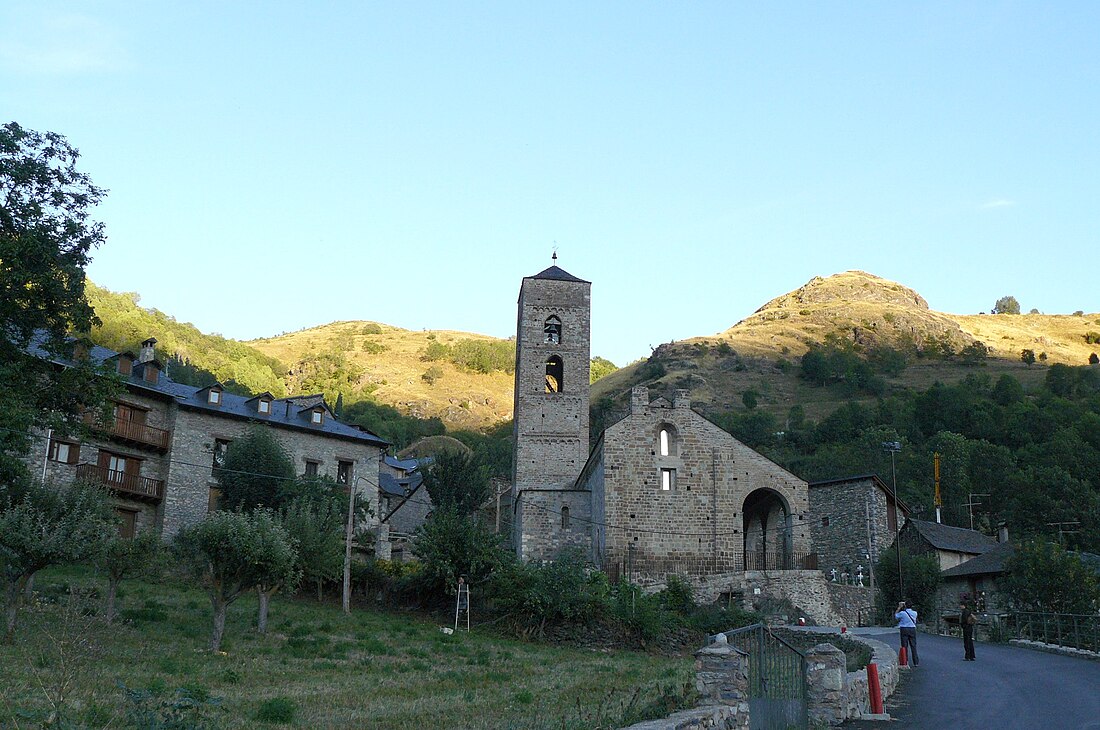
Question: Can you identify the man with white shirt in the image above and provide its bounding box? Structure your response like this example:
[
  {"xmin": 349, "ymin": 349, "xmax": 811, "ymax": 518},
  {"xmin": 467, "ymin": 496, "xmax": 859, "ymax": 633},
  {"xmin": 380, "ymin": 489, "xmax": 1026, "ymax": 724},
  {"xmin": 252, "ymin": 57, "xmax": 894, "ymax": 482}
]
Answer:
[{"xmin": 895, "ymin": 600, "xmax": 920, "ymax": 667}]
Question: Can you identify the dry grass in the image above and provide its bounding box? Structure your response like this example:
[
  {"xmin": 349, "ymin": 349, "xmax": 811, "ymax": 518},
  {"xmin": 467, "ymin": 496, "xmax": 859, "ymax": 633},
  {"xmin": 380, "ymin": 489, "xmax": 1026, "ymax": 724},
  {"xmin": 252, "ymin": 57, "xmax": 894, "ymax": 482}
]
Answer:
[
  {"xmin": 250, "ymin": 322, "xmax": 514, "ymax": 431},
  {"xmin": 0, "ymin": 568, "xmax": 693, "ymax": 729}
]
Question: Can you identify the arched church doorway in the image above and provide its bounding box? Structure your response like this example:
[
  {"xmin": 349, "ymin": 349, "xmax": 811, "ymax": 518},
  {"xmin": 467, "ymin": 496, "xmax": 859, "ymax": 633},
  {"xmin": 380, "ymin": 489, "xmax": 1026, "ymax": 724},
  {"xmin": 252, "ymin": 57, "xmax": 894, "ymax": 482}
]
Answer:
[{"xmin": 742, "ymin": 488, "xmax": 793, "ymax": 570}]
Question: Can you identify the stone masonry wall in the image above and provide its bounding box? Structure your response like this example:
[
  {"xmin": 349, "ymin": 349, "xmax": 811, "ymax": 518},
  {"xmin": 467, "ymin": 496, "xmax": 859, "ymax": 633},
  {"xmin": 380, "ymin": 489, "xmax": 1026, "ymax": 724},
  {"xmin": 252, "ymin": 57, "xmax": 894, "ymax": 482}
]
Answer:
[
  {"xmin": 162, "ymin": 408, "xmax": 382, "ymax": 536},
  {"xmin": 808, "ymin": 477, "xmax": 894, "ymax": 583},
  {"xmin": 826, "ymin": 584, "xmax": 876, "ymax": 627},
  {"xmin": 515, "ymin": 489, "xmax": 593, "ymax": 559},
  {"xmin": 623, "ymin": 635, "xmax": 749, "ymax": 730},
  {"xmin": 801, "ymin": 632, "xmax": 899, "ymax": 725},
  {"xmin": 592, "ymin": 389, "xmax": 811, "ymax": 584},
  {"xmin": 738, "ymin": 571, "xmax": 843, "ymax": 626}
]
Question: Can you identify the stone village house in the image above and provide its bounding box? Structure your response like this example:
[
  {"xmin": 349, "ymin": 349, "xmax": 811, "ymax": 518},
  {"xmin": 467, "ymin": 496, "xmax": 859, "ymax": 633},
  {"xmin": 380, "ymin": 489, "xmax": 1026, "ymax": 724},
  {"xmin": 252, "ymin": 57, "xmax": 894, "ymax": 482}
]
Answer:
[
  {"xmin": 26, "ymin": 338, "xmax": 388, "ymax": 538},
  {"xmin": 375, "ymin": 455, "xmax": 434, "ymax": 562},
  {"xmin": 510, "ymin": 263, "xmax": 861, "ymax": 624},
  {"xmin": 808, "ymin": 474, "xmax": 911, "ymax": 586}
]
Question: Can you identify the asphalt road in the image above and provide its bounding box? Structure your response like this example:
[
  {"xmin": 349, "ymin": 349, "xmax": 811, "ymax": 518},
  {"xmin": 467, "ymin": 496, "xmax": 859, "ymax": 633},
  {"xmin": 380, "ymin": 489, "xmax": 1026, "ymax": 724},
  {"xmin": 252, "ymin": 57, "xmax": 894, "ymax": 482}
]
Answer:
[{"xmin": 846, "ymin": 629, "xmax": 1100, "ymax": 729}]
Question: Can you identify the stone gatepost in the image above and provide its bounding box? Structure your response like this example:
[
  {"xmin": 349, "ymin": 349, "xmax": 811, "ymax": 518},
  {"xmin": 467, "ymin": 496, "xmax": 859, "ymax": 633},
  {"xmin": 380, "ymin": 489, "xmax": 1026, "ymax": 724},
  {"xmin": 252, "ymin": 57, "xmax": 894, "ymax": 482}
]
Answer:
[
  {"xmin": 694, "ymin": 636, "xmax": 750, "ymax": 728},
  {"xmin": 805, "ymin": 643, "xmax": 846, "ymax": 725}
]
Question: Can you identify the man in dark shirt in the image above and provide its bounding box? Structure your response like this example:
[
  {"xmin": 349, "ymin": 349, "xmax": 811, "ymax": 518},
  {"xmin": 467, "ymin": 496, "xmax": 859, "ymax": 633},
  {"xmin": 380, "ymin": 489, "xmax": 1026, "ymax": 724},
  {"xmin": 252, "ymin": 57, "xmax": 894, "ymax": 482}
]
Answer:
[{"xmin": 960, "ymin": 602, "xmax": 977, "ymax": 661}]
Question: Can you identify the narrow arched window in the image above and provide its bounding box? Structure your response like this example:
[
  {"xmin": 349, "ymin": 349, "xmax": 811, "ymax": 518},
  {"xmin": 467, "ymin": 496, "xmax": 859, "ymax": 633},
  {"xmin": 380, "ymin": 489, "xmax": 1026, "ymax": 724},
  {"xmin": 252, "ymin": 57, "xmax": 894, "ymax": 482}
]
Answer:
[
  {"xmin": 545, "ymin": 355, "xmax": 564, "ymax": 393},
  {"xmin": 544, "ymin": 315, "xmax": 562, "ymax": 344},
  {"xmin": 561, "ymin": 505, "xmax": 570, "ymax": 529},
  {"xmin": 659, "ymin": 429, "xmax": 671, "ymax": 456}
]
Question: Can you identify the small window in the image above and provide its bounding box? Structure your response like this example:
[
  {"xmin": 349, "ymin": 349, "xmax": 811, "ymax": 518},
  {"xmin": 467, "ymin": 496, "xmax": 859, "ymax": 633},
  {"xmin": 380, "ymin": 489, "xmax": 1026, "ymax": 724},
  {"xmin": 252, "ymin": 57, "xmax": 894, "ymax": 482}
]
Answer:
[
  {"xmin": 211, "ymin": 438, "xmax": 230, "ymax": 475},
  {"xmin": 337, "ymin": 459, "xmax": 353, "ymax": 486},
  {"xmin": 822, "ymin": 517, "xmax": 830, "ymax": 528},
  {"xmin": 659, "ymin": 429, "xmax": 670, "ymax": 456},
  {"xmin": 48, "ymin": 439, "xmax": 79, "ymax": 464},
  {"xmin": 544, "ymin": 315, "xmax": 562, "ymax": 344},
  {"xmin": 117, "ymin": 357, "xmax": 132, "ymax": 376},
  {"xmin": 258, "ymin": 399, "xmax": 271, "ymax": 414},
  {"xmin": 143, "ymin": 365, "xmax": 159, "ymax": 384},
  {"xmin": 304, "ymin": 460, "xmax": 319, "ymax": 478},
  {"xmin": 660, "ymin": 468, "xmax": 675, "ymax": 491},
  {"xmin": 208, "ymin": 389, "xmax": 221, "ymax": 405},
  {"xmin": 311, "ymin": 409, "xmax": 324, "ymax": 425},
  {"xmin": 561, "ymin": 505, "xmax": 571, "ymax": 529},
  {"xmin": 545, "ymin": 355, "xmax": 564, "ymax": 393}
]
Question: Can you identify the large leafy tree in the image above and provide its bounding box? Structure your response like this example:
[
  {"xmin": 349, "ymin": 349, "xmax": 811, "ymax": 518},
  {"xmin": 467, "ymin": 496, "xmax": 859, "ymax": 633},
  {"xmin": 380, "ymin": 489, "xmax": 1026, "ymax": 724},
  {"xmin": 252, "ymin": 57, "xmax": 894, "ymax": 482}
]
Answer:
[
  {"xmin": 422, "ymin": 449, "xmax": 491, "ymax": 516},
  {"xmin": 1004, "ymin": 540, "xmax": 1100, "ymax": 614},
  {"xmin": 993, "ymin": 295, "xmax": 1021, "ymax": 315},
  {"xmin": 215, "ymin": 425, "xmax": 296, "ymax": 511},
  {"xmin": 0, "ymin": 122, "xmax": 116, "ymax": 483}
]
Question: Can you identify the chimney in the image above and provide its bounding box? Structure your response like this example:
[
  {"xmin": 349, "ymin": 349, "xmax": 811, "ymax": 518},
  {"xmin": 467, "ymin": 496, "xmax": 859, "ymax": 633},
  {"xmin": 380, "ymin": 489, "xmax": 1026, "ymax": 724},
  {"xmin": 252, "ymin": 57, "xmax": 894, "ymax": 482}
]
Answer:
[
  {"xmin": 673, "ymin": 389, "xmax": 691, "ymax": 409},
  {"xmin": 139, "ymin": 337, "xmax": 157, "ymax": 363},
  {"xmin": 630, "ymin": 386, "xmax": 649, "ymax": 414},
  {"xmin": 997, "ymin": 522, "xmax": 1009, "ymax": 543}
]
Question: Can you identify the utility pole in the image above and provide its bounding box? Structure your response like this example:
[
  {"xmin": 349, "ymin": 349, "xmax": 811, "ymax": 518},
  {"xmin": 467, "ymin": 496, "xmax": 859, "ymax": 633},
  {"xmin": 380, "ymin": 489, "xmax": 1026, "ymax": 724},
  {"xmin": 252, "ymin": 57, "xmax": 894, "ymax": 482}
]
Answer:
[{"xmin": 882, "ymin": 441, "xmax": 904, "ymax": 598}]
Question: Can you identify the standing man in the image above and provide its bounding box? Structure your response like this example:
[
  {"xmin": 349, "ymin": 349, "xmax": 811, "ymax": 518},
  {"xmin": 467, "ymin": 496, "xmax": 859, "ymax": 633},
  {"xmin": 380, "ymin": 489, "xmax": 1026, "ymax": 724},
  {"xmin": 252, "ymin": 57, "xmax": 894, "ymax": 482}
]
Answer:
[
  {"xmin": 895, "ymin": 601, "xmax": 920, "ymax": 667},
  {"xmin": 960, "ymin": 602, "xmax": 977, "ymax": 661}
]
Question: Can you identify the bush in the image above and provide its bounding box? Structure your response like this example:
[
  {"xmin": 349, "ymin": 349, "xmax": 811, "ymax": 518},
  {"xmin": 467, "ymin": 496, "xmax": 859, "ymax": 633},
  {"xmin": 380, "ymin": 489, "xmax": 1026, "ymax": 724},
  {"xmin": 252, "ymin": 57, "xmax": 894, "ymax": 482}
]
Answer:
[
  {"xmin": 255, "ymin": 697, "xmax": 297, "ymax": 724},
  {"xmin": 411, "ymin": 509, "xmax": 506, "ymax": 602},
  {"xmin": 488, "ymin": 550, "xmax": 609, "ymax": 635}
]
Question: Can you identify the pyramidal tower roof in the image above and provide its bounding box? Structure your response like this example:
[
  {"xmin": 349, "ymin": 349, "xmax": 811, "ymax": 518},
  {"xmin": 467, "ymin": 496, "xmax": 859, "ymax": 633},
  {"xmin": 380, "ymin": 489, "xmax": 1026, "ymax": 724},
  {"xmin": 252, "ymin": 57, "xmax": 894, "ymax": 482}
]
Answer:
[{"xmin": 527, "ymin": 253, "xmax": 589, "ymax": 283}]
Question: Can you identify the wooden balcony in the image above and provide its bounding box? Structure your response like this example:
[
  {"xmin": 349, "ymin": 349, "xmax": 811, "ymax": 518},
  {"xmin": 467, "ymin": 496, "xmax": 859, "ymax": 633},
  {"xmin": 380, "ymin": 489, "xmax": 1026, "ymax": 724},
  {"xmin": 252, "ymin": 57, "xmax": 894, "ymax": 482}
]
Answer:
[
  {"xmin": 76, "ymin": 463, "xmax": 165, "ymax": 502},
  {"xmin": 85, "ymin": 414, "xmax": 171, "ymax": 451}
]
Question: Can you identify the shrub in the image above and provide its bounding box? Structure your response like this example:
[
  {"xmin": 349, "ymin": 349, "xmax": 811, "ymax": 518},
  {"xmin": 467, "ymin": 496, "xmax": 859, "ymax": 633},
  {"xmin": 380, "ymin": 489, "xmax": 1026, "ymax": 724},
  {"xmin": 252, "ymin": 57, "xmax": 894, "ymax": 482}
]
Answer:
[
  {"xmin": 488, "ymin": 549, "xmax": 609, "ymax": 635},
  {"xmin": 1084, "ymin": 331, "xmax": 1100, "ymax": 345},
  {"xmin": 255, "ymin": 697, "xmax": 297, "ymax": 724},
  {"xmin": 361, "ymin": 323, "xmax": 383, "ymax": 335}
]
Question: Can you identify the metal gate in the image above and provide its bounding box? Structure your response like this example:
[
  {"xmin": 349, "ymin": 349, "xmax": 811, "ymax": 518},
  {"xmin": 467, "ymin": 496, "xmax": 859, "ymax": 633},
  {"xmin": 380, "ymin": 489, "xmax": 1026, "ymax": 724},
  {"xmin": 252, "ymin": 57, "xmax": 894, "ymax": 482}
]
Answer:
[{"xmin": 723, "ymin": 624, "xmax": 808, "ymax": 730}]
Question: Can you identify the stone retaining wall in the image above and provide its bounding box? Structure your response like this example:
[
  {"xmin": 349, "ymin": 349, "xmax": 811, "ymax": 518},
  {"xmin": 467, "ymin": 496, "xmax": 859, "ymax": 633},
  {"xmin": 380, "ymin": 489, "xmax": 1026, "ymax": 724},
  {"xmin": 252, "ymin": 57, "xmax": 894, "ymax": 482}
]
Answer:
[
  {"xmin": 622, "ymin": 635, "xmax": 749, "ymax": 730},
  {"xmin": 800, "ymin": 631, "xmax": 899, "ymax": 725},
  {"xmin": 826, "ymin": 583, "xmax": 876, "ymax": 627}
]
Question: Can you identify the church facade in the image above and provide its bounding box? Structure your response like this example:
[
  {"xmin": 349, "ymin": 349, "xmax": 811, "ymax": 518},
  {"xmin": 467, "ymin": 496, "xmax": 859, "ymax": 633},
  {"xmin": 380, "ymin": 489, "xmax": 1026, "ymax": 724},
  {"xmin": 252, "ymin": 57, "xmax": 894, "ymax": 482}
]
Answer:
[{"xmin": 511, "ymin": 262, "xmax": 820, "ymax": 599}]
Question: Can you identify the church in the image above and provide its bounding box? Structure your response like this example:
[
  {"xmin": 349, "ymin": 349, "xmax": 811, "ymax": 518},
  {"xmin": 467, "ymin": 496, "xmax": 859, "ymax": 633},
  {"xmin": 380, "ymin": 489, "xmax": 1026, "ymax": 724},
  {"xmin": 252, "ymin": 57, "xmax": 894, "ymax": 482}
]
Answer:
[{"xmin": 510, "ymin": 261, "xmax": 835, "ymax": 615}]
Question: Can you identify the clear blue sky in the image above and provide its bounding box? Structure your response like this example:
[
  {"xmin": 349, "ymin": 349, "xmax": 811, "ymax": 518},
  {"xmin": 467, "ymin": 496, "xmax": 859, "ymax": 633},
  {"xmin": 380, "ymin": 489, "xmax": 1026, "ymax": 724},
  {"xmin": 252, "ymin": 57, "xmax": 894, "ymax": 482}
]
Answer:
[{"xmin": 3, "ymin": 3, "xmax": 1098, "ymax": 365}]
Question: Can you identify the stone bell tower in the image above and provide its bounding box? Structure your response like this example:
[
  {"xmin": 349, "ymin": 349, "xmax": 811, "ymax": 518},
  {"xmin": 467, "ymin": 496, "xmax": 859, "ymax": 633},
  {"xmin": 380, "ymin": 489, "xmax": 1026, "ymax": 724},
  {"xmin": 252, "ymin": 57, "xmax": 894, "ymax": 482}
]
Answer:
[{"xmin": 511, "ymin": 258, "xmax": 592, "ymax": 560}]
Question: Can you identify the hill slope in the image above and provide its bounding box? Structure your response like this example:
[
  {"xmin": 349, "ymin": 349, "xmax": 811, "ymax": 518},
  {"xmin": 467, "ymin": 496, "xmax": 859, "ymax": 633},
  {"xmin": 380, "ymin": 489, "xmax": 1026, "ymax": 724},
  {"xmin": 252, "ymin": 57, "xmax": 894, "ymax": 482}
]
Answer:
[
  {"xmin": 593, "ymin": 271, "xmax": 1098, "ymax": 423},
  {"xmin": 248, "ymin": 322, "xmax": 514, "ymax": 430}
]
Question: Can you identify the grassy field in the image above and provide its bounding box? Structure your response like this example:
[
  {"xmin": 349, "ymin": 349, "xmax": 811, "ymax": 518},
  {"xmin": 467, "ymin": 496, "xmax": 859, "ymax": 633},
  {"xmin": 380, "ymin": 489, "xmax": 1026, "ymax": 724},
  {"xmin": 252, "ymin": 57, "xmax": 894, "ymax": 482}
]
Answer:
[{"xmin": 1, "ymin": 568, "xmax": 694, "ymax": 729}]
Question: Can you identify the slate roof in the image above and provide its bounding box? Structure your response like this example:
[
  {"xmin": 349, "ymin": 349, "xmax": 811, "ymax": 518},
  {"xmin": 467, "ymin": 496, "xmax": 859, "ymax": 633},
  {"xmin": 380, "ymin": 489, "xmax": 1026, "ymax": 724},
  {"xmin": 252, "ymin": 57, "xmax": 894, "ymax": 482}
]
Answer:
[
  {"xmin": 384, "ymin": 455, "xmax": 424, "ymax": 472},
  {"xmin": 31, "ymin": 336, "xmax": 389, "ymax": 448},
  {"xmin": 907, "ymin": 519, "xmax": 997, "ymax": 555},
  {"xmin": 941, "ymin": 542, "xmax": 1014, "ymax": 578},
  {"xmin": 527, "ymin": 265, "xmax": 589, "ymax": 284}
]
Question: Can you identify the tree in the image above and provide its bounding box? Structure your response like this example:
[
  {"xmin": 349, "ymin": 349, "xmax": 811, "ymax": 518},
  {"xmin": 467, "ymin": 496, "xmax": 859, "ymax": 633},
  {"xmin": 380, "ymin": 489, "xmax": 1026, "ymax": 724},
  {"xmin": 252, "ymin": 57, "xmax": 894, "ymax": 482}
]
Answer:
[
  {"xmin": 422, "ymin": 450, "xmax": 491, "ymax": 516},
  {"xmin": 252, "ymin": 511, "xmax": 301, "ymax": 634},
  {"xmin": 993, "ymin": 296, "xmax": 1021, "ymax": 315},
  {"xmin": 874, "ymin": 546, "xmax": 942, "ymax": 622},
  {"xmin": 1021, "ymin": 349, "xmax": 1036, "ymax": 368},
  {"xmin": 0, "ymin": 122, "xmax": 117, "ymax": 483},
  {"xmin": 589, "ymin": 356, "xmax": 618, "ymax": 384},
  {"xmin": 215, "ymin": 426, "xmax": 296, "ymax": 511},
  {"xmin": 412, "ymin": 508, "xmax": 505, "ymax": 599},
  {"xmin": 741, "ymin": 389, "xmax": 759, "ymax": 410},
  {"xmin": 0, "ymin": 480, "xmax": 114, "ymax": 643},
  {"xmin": 1004, "ymin": 540, "xmax": 1100, "ymax": 613},
  {"xmin": 279, "ymin": 494, "xmax": 343, "ymax": 604},
  {"xmin": 97, "ymin": 528, "xmax": 161, "ymax": 623},
  {"xmin": 174, "ymin": 510, "xmax": 297, "ymax": 651}
]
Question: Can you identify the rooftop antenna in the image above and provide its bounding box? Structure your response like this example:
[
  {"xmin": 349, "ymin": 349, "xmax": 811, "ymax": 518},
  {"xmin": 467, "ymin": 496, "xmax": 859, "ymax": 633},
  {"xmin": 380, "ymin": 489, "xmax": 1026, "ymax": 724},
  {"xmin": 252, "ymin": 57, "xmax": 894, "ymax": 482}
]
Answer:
[{"xmin": 552, "ymin": 243, "xmax": 558, "ymax": 264}]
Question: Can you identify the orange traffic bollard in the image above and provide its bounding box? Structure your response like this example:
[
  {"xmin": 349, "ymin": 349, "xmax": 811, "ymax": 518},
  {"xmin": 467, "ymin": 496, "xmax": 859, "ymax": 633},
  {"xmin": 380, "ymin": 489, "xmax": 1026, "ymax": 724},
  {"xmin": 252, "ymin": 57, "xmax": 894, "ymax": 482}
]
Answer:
[
  {"xmin": 898, "ymin": 646, "xmax": 908, "ymax": 667},
  {"xmin": 867, "ymin": 663, "xmax": 884, "ymax": 714}
]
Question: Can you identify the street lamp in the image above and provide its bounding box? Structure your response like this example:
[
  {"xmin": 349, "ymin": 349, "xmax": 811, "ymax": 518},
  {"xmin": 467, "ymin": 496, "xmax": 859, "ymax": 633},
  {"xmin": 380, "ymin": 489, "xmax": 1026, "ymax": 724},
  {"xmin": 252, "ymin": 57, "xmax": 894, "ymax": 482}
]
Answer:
[{"xmin": 882, "ymin": 441, "xmax": 904, "ymax": 599}]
